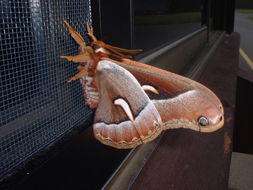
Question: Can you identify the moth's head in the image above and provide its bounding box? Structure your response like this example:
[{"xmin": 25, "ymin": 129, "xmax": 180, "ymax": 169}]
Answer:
[
  {"xmin": 91, "ymin": 41, "xmax": 110, "ymax": 54},
  {"xmin": 192, "ymin": 92, "xmax": 224, "ymax": 132}
]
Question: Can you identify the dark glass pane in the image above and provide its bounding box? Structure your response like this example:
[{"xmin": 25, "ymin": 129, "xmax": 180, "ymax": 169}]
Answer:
[{"xmin": 133, "ymin": 0, "xmax": 206, "ymax": 51}]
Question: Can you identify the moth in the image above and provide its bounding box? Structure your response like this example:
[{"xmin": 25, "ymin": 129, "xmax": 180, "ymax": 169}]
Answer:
[{"xmin": 60, "ymin": 21, "xmax": 224, "ymax": 149}]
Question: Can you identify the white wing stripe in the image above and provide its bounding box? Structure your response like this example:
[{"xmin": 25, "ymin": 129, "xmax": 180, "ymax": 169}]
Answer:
[{"xmin": 114, "ymin": 98, "xmax": 134, "ymax": 122}]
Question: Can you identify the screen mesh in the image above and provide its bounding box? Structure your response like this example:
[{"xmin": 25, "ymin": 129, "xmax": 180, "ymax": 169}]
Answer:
[{"xmin": 0, "ymin": 0, "xmax": 92, "ymax": 178}]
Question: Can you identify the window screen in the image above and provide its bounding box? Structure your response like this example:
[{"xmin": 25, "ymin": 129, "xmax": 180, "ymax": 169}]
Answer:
[{"xmin": 0, "ymin": 0, "xmax": 92, "ymax": 178}]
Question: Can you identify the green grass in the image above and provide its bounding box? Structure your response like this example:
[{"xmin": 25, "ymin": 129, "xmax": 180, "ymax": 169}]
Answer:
[
  {"xmin": 236, "ymin": 9, "xmax": 253, "ymax": 14},
  {"xmin": 235, "ymin": 9, "xmax": 253, "ymax": 20},
  {"xmin": 135, "ymin": 12, "xmax": 201, "ymax": 26}
]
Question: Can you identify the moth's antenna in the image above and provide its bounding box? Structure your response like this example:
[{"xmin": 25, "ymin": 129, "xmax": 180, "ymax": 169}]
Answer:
[
  {"xmin": 86, "ymin": 23, "xmax": 97, "ymax": 42},
  {"xmin": 63, "ymin": 20, "xmax": 86, "ymax": 47}
]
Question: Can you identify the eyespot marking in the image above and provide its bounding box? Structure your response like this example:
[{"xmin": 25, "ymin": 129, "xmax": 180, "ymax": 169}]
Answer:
[
  {"xmin": 114, "ymin": 98, "xmax": 134, "ymax": 122},
  {"xmin": 142, "ymin": 85, "xmax": 159, "ymax": 94},
  {"xmin": 198, "ymin": 116, "xmax": 209, "ymax": 126}
]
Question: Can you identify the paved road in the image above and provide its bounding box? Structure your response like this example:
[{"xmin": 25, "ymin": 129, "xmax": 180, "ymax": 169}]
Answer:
[{"xmin": 234, "ymin": 13, "xmax": 253, "ymax": 72}]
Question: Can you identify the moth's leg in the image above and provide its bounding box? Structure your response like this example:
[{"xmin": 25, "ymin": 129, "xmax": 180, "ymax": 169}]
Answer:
[
  {"xmin": 102, "ymin": 45, "xmax": 133, "ymax": 58},
  {"xmin": 68, "ymin": 69, "xmax": 88, "ymax": 83},
  {"xmin": 60, "ymin": 54, "xmax": 90, "ymax": 63},
  {"xmin": 105, "ymin": 44, "xmax": 142, "ymax": 54},
  {"xmin": 63, "ymin": 20, "xmax": 86, "ymax": 48}
]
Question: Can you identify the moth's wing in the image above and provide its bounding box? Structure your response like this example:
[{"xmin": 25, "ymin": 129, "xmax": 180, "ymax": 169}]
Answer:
[
  {"xmin": 108, "ymin": 58, "xmax": 224, "ymax": 132},
  {"xmin": 93, "ymin": 60, "xmax": 162, "ymax": 149}
]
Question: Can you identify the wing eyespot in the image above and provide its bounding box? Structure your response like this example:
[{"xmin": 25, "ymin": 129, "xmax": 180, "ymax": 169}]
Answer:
[{"xmin": 198, "ymin": 116, "xmax": 209, "ymax": 126}]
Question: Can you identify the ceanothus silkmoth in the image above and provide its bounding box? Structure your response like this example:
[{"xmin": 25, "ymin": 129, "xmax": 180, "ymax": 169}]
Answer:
[{"xmin": 60, "ymin": 21, "xmax": 224, "ymax": 149}]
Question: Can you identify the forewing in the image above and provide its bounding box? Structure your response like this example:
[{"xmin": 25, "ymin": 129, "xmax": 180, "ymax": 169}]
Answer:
[{"xmin": 93, "ymin": 60, "xmax": 162, "ymax": 149}]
